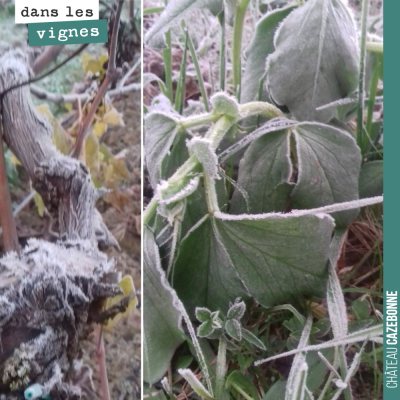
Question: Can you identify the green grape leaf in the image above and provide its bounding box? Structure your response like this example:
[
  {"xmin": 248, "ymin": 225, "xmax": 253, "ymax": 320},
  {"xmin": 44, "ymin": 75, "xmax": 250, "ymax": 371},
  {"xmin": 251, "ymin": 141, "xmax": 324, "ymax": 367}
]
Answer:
[
  {"xmin": 291, "ymin": 123, "xmax": 361, "ymax": 228},
  {"xmin": 266, "ymin": 0, "xmax": 359, "ymax": 122},
  {"xmin": 145, "ymin": 0, "xmax": 223, "ymax": 48},
  {"xmin": 241, "ymin": 5, "xmax": 296, "ymax": 103},
  {"xmin": 174, "ymin": 212, "xmax": 334, "ymax": 313},
  {"xmin": 145, "ymin": 111, "xmax": 179, "ymax": 188},
  {"xmin": 143, "ymin": 226, "xmax": 184, "ymax": 385},
  {"xmin": 230, "ymin": 129, "xmax": 293, "ymax": 214}
]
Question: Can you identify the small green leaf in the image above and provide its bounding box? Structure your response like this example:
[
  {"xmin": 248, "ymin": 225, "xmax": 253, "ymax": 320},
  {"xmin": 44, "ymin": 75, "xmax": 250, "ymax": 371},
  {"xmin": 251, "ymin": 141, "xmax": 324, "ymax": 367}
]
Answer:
[
  {"xmin": 353, "ymin": 299, "xmax": 371, "ymax": 321},
  {"xmin": 198, "ymin": 320, "xmax": 215, "ymax": 338},
  {"xmin": 196, "ymin": 307, "xmax": 212, "ymax": 322},
  {"xmin": 225, "ymin": 319, "xmax": 242, "ymax": 341},
  {"xmin": 227, "ymin": 301, "xmax": 246, "ymax": 320},
  {"xmin": 242, "ymin": 328, "xmax": 266, "ymax": 351}
]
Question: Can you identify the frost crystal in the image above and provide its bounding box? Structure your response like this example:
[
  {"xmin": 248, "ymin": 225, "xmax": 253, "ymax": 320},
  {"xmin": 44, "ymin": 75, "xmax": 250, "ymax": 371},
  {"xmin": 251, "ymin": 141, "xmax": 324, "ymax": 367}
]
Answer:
[{"xmin": 0, "ymin": 239, "xmax": 125, "ymax": 399}]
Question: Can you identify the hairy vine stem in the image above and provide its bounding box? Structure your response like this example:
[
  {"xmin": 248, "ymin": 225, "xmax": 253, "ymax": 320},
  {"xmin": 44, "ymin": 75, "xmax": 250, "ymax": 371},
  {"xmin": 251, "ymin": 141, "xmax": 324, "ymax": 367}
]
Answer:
[{"xmin": 143, "ymin": 101, "xmax": 283, "ymax": 225}]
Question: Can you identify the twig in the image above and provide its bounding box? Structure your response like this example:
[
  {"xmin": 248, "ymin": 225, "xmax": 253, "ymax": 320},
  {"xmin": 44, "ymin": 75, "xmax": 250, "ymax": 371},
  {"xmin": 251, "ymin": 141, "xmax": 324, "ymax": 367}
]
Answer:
[
  {"xmin": 32, "ymin": 45, "xmax": 65, "ymax": 75},
  {"xmin": 96, "ymin": 325, "xmax": 111, "ymax": 400},
  {"xmin": 128, "ymin": 0, "xmax": 134, "ymax": 20},
  {"xmin": 0, "ymin": 124, "xmax": 19, "ymax": 253},
  {"xmin": 31, "ymin": 82, "xmax": 140, "ymax": 105},
  {"xmin": 0, "ymin": 44, "xmax": 89, "ymax": 99},
  {"xmin": 71, "ymin": 0, "xmax": 124, "ymax": 159},
  {"xmin": 119, "ymin": 57, "xmax": 141, "ymax": 87}
]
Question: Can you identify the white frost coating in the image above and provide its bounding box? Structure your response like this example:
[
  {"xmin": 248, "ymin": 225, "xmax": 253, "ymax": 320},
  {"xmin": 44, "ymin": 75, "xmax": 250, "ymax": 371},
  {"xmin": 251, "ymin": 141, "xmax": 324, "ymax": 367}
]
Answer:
[
  {"xmin": 159, "ymin": 176, "xmax": 200, "ymax": 205},
  {"xmin": 316, "ymin": 95, "xmax": 383, "ymax": 111},
  {"xmin": 316, "ymin": 96, "xmax": 357, "ymax": 110},
  {"xmin": 327, "ymin": 231, "xmax": 348, "ymax": 340},
  {"xmin": 285, "ymin": 315, "xmax": 312, "ymax": 400},
  {"xmin": 145, "ymin": 0, "xmax": 222, "ymax": 46},
  {"xmin": 149, "ymin": 232, "xmax": 214, "ymax": 395},
  {"xmin": 188, "ymin": 137, "xmax": 219, "ymax": 179},
  {"xmin": 210, "ymin": 92, "xmax": 240, "ymax": 119},
  {"xmin": 219, "ymin": 118, "xmax": 297, "ymax": 162},
  {"xmin": 157, "ymin": 201, "xmax": 185, "ymax": 226},
  {"xmin": 0, "ymin": 239, "xmax": 113, "ymax": 293},
  {"xmin": 330, "ymin": 343, "xmax": 366, "ymax": 400},
  {"xmin": 255, "ymin": 324, "xmax": 382, "ymax": 366},
  {"xmin": 219, "ymin": 167, "xmax": 250, "ymax": 212},
  {"xmin": 335, "ymin": 379, "xmax": 348, "ymax": 389},
  {"xmin": 178, "ymin": 369, "xmax": 214, "ymax": 400},
  {"xmin": 317, "ymin": 351, "xmax": 341, "ymax": 379},
  {"xmin": 215, "ymin": 196, "xmax": 383, "ymax": 222},
  {"xmin": 144, "ymin": 109, "xmax": 179, "ymax": 124}
]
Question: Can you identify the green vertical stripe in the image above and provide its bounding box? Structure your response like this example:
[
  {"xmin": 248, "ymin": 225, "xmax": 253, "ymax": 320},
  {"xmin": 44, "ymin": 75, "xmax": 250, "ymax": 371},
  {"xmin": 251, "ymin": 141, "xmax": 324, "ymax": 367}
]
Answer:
[{"xmin": 384, "ymin": 0, "xmax": 399, "ymax": 398}]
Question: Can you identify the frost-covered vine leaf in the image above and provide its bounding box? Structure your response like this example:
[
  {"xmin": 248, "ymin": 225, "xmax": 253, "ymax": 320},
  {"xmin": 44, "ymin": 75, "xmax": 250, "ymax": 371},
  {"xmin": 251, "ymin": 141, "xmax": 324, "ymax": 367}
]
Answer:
[
  {"xmin": 162, "ymin": 131, "xmax": 190, "ymax": 181},
  {"xmin": 175, "ymin": 212, "xmax": 334, "ymax": 313},
  {"xmin": 213, "ymin": 213, "xmax": 334, "ymax": 307},
  {"xmin": 173, "ymin": 217, "xmax": 248, "ymax": 316},
  {"xmin": 266, "ymin": 0, "xmax": 359, "ymax": 122},
  {"xmin": 145, "ymin": 0, "xmax": 223, "ymax": 48},
  {"xmin": 292, "ymin": 123, "xmax": 361, "ymax": 228},
  {"xmin": 180, "ymin": 177, "xmax": 227, "ymax": 239},
  {"xmin": 145, "ymin": 112, "xmax": 179, "ymax": 188},
  {"xmin": 241, "ymin": 6, "xmax": 296, "ymax": 104},
  {"xmin": 143, "ymin": 72, "xmax": 167, "ymax": 93},
  {"xmin": 230, "ymin": 130, "xmax": 293, "ymax": 214},
  {"xmin": 143, "ymin": 227, "xmax": 184, "ymax": 385},
  {"xmin": 359, "ymin": 161, "xmax": 383, "ymax": 199}
]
